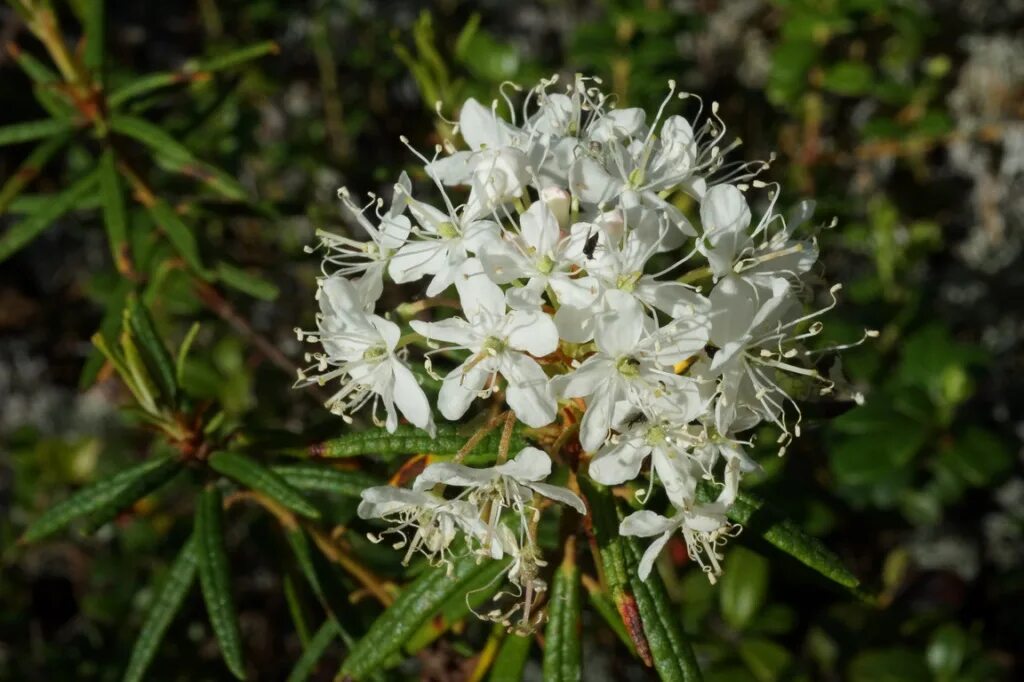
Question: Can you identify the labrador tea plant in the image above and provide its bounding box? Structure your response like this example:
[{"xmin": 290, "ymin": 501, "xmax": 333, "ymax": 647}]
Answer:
[{"xmin": 22, "ymin": 71, "xmax": 869, "ymax": 681}]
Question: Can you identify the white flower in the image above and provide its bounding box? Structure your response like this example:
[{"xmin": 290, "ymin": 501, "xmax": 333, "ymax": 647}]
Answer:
[
  {"xmin": 411, "ymin": 260, "xmax": 559, "ymax": 427},
  {"xmin": 552, "ymin": 291, "xmax": 709, "ymax": 451},
  {"xmin": 478, "ymin": 201, "xmax": 598, "ymax": 310},
  {"xmin": 619, "ymin": 480, "xmax": 738, "ymax": 583},
  {"xmin": 318, "ymin": 174, "xmax": 412, "ymax": 306},
  {"xmin": 357, "ymin": 486, "xmax": 491, "ymax": 568},
  {"xmin": 298, "ymin": 277, "xmax": 434, "ymax": 435}
]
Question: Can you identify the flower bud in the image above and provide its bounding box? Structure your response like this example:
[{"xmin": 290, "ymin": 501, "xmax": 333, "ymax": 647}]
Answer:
[{"xmin": 540, "ymin": 186, "xmax": 571, "ymax": 231}]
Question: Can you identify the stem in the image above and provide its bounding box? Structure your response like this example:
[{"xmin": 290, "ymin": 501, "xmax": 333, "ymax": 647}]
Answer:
[
  {"xmin": 496, "ymin": 410, "xmax": 516, "ymax": 465},
  {"xmin": 453, "ymin": 410, "xmax": 509, "ymax": 464}
]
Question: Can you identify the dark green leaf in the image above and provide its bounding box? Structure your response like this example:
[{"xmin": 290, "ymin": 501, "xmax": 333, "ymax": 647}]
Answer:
[
  {"xmin": 127, "ymin": 295, "xmax": 178, "ymax": 404},
  {"xmin": 7, "ymin": 45, "xmax": 58, "ymax": 84},
  {"xmin": 215, "ymin": 261, "xmax": 280, "ymax": 301},
  {"xmin": 210, "ymin": 451, "xmax": 321, "ymax": 520},
  {"xmin": 21, "ymin": 456, "xmax": 180, "ymax": 543},
  {"xmin": 192, "ymin": 41, "xmax": 280, "ymax": 73},
  {"xmin": 926, "ymin": 624, "xmax": 968, "ymax": 681},
  {"xmin": 0, "ymin": 168, "xmax": 98, "ymax": 264},
  {"xmin": 313, "ymin": 423, "xmax": 525, "ymax": 465},
  {"xmin": 339, "ymin": 554, "xmax": 499, "ymax": 679},
  {"xmin": 848, "ymin": 648, "xmax": 929, "ymax": 682},
  {"xmin": 719, "ymin": 547, "xmax": 769, "ymax": 631},
  {"xmin": 0, "ymin": 118, "xmax": 74, "ymax": 147},
  {"xmin": 195, "ymin": 487, "xmax": 246, "ymax": 680},
  {"xmin": 698, "ymin": 484, "xmax": 860, "ymax": 590},
  {"xmin": 145, "ymin": 199, "xmax": 204, "ymax": 273},
  {"xmin": 286, "ymin": 620, "xmax": 338, "ymax": 682},
  {"xmin": 822, "ymin": 62, "xmax": 873, "ymax": 96},
  {"xmin": 543, "ymin": 554, "xmax": 582, "ymax": 682},
  {"xmin": 738, "ymin": 638, "xmax": 793, "ymax": 682},
  {"xmin": 488, "ymin": 633, "xmax": 531, "ymax": 682},
  {"xmin": 98, "ymin": 150, "xmax": 130, "ymax": 272},
  {"xmin": 938, "ymin": 428, "xmax": 1012, "ymax": 488},
  {"xmin": 123, "ymin": 537, "xmax": 198, "ymax": 682},
  {"xmin": 271, "ymin": 464, "xmax": 381, "ymax": 497},
  {"xmin": 83, "ymin": 0, "xmax": 105, "ymax": 78},
  {"xmin": 0, "ymin": 132, "xmax": 70, "ymax": 214}
]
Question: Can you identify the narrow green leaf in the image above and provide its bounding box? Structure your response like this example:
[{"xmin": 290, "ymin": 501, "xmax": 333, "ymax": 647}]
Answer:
[
  {"xmin": 0, "ymin": 118, "xmax": 74, "ymax": 147},
  {"xmin": 98, "ymin": 149, "xmax": 131, "ymax": 271},
  {"xmin": 21, "ymin": 456, "xmax": 180, "ymax": 543},
  {"xmin": 7, "ymin": 45, "xmax": 59, "ymax": 84},
  {"xmin": 145, "ymin": 199, "xmax": 204, "ymax": 272},
  {"xmin": 110, "ymin": 115, "xmax": 247, "ymax": 201},
  {"xmin": 0, "ymin": 168, "xmax": 98, "ymax": 263},
  {"xmin": 209, "ymin": 451, "xmax": 321, "ymax": 520},
  {"xmin": 176, "ymin": 322, "xmax": 201, "ymax": 385},
  {"xmin": 623, "ymin": 536, "xmax": 703, "ymax": 682},
  {"xmin": 83, "ymin": 0, "xmax": 105, "ymax": 78},
  {"xmin": 287, "ymin": 620, "xmax": 338, "ymax": 682},
  {"xmin": 0, "ymin": 132, "xmax": 70, "ymax": 214},
  {"xmin": 488, "ymin": 633, "xmax": 531, "ymax": 682},
  {"xmin": 583, "ymin": 581, "xmax": 636, "ymax": 656},
  {"xmin": 284, "ymin": 528, "xmax": 350, "ymax": 627},
  {"xmin": 195, "ymin": 487, "xmax": 247, "ymax": 680},
  {"xmin": 270, "ymin": 464, "xmax": 381, "ymax": 497},
  {"xmin": 719, "ymin": 546, "xmax": 769, "ymax": 631},
  {"xmin": 119, "ymin": 318, "xmax": 161, "ymax": 414},
  {"xmin": 697, "ymin": 484, "xmax": 860, "ymax": 589},
  {"xmin": 543, "ymin": 553, "xmax": 582, "ymax": 682},
  {"xmin": 339, "ymin": 554, "xmax": 498, "ymax": 679},
  {"xmin": 192, "ymin": 41, "xmax": 279, "ymax": 73},
  {"xmin": 127, "ymin": 295, "xmax": 177, "ymax": 405},
  {"xmin": 123, "ymin": 537, "xmax": 198, "ymax": 682},
  {"xmin": 312, "ymin": 423, "xmax": 525, "ymax": 465},
  {"xmin": 215, "ymin": 261, "xmax": 280, "ymax": 301}
]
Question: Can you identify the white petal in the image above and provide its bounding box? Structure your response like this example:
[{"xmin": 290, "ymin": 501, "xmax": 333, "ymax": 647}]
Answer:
[
  {"xmin": 620, "ymin": 509, "xmax": 677, "ymax": 537},
  {"xmin": 496, "ymin": 446, "xmax": 551, "ymax": 482},
  {"xmin": 479, "ymin": 240, "xmax": 531, "ymax": 284},
  {"xmin": 550, "ymin": 356, "xmax": 609, "ymax": 399},
  {"xmin": 505, "ymin": 310, "xmax": 558, "ymax": 357},
  {"xmin": 413, "ymin": 461, "xmax": 497, "ymax": 490},
  {"xmin": 462, "ymin": 220, "xmax": 501, "ymax": 254},
  {"xmin": 652, "ymin": 450, "xmax": 697, "ymax": 508},
  {"xmin": 579, "ymin": 388, "xmax": 615, "ymax": 452},
  {"xmin": 529, "ymin": 482, "xmax": 586, "ymax": 514},
  {"xmin": 369, "ymin": 315, "xmax": 401, "ymax": 350},
  {"xmin": 438, "ymin": 360, "xmax": 491, "ymax": 421},
  {"xmin": 589, "ymin": 438, "xmax": 650, "ymax": 486},
  {"xmin": 569, "ymin": 156, "xmax": 623, "ymax": 208},
  {"xmin": 501, "ymin": 353, "xmax": 557, "ymax": 428},
  {"xmin": 390, "ymin": 361, "xmax": 434, "ymax": 435},
  {"xmin": 459, "ymin": 98, "xmax": 517, "ymax": 150},
  {"xmin": 410, "ymin": 318, "xmax": 478, "ymax": 348},
  {"xmin": 455, "ymin": 258, "xmax": 506, "ymax": 320},
  {"xmin": 519, "ymin": 201, "xmax": 559, "ymax": 255},
  {"xmin": 594, "ymin": 291, "xmax": 644, "ymax": 356},
  {"xmin": 426, "ymin": 151, "xmax": 474, "ymax": 185},
  {"xmin": 388, "ymin": 240, "xmax": 448, "ymax": 283},
  {"xmin": 637, "ymin": 531, "xmax": 673, "ymax": 581},
  {"xmin": 553, "ymin": 303, "xmax": 597, "ymax": 343}
]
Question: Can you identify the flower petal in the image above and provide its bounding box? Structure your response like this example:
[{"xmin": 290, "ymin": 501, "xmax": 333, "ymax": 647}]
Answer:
[
  {"xmin": 500, "ymin": 353, "xmax": 557, "ymax": 428},
  {"xmin": 589, "ymin": 438, "xmax": 650, "ymax": 486},
  {"xmin": 505, "ymin": 310, "xmax": 558, "ymax": 357},
  {"xmin": 391, "ymin": 361, "xmax": 435, "ymax": 435}
]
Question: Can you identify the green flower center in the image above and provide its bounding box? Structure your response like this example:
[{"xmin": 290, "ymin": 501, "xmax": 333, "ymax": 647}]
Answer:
[
  {"xmin": 362, "ymin": 345, "xmax": 387, "ymax": 362},
  {"xmin": 645, "ymin": 426, "xmax": 667, "ymax": 446},
  {"xmin": 536, "ymin": 254, "xmax": 556, "ymax": 274},
  {"xmin": 482, "ymin": 336, "xmax": 506, "ymax": 355},
  {"xmin": 616, "ymin": 355, "xmax": 641, "ymax": 378},
  {"xmin": 616, "ymin": 271, "xmax": 642, "ymax": 293},
  {"xmin": 437, "ymin": 221, "xmax": 460, "ymax": 240}
]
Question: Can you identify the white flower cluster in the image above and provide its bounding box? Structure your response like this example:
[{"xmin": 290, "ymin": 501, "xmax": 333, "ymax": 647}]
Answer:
[{"xmin": 298, "ymin": 74, "xmax": 861, "ymax": 612}]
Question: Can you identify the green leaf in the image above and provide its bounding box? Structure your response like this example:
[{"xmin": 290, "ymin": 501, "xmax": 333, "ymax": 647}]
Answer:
[
  {"xmin": 21, "ymin": 456, "xmax": 180, "ymax": 543},
  {"xmin": 110, "ymin": 115, "xmax": 247, "ymax": 201},
  {"xmin": 0, "ymin": 118, "xmax": 74, "ymax": 147},
  {"xmin": 719, "ymin": 547, "xmax": 769, "ymax": 631},
  {"xmin": 821, "ymin": 61, "xmax": 873, "ymax": 96},
  {"xmin": 455, "ymin": 30, "xmax": 520, "ymax": 82},
  {"xmin": 270, "ymin": 464, "xmax": 381, "ymax": 497},
  {"xmin": 7, "ymin": 45, "xmax": 59, "ymax": 84},
  {"xmin": 339, "ymin": 553, "xmax": 499, "ymax": 679},
  {"xmin": 123, "ymin": 537, "xmax": 198, "ymax": 682},
  {"xmin": 489, "ymin": 633, "xmax": 531, "ymax": 682},
  {"xmin": 543, "ymin": 553, "xmax": 582, "ymax": 682},
  {"xmin": 848, "ymin": 648, "xmax": 929, "ymax": 682},
  {"xmin": 191, "ymin": 41, "xmax": 280, "ymax": 74},
  {"xmin": 98, "ymin": 150, "xmax": 130, "ymax": 271},
  {"xmin": 176, "ymin": 322, "xmax": 201, "ymax": 385},
  {"xmin": 698, "ymin": 484, "xmax": 860, "ymax": 590},
  {"xmin": 286, "ymin": 620, "xmax": 338, "ymax": 682},
  {"xmin": 215, "ymin": 261, "xmax": 280, "ymax": 301},
  {"xmin": 145, "ymin": 199, "xmax": 204, "ymax": 273},
  {"xmin": 83, "ymin": 0, "xmax": 105, "ymax": 78},
  {"xmin": 313, "ymin": 423, "xmax": 525, "ymax": 464},
  {"xmin": 209, "ymin": 451, "xmax": 321, "ymax": 520},
  {"xmin": 623, "ymin": 536, "xmax": 703, "ymax": 682},
  {"xmin": 738, "ymin": 638, "xmax": 793, "ymax": 682},
  {"xmin": 127, "ymin": 295, "xmax": 178, "ymax": 405},
  {"xmin": 195, "ymin": 487, "xmax": 246, "ymax": 680},
  {"xmin": 0, "ymin": 132, "xmax": 70, "ymax": 214},
  {"xmin": 0, "ymin": 168, "xmax": 98, "ymax": 264},
  {"xmin": 926, "ymin": 624, "xmax": 968, "ymax": 681},
  {"xmin": 938, "ymin": 428, "xmax": 1012, "ymax": 488},
  {"xmin": 583, "ymin": 580, "xmax": 636, "ymax": 655},
  {"xmin": 284, "ymin": 528, "xmax": 351, "ymax": 628}
]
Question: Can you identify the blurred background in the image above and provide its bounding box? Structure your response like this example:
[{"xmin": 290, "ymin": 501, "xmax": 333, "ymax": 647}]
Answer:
[{"xmin": 1, "ymin": 0, "xmax": 1022, "ymax": 680}]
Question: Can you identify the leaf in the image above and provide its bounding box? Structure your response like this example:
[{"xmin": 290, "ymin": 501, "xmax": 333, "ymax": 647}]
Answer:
[
  {"xmin": 583, "ymin": 579, "xmax": 636, "ymax": 655},
  {"xmin": 191, "ymin": 41, "xmax": 280, "ymax": 74},
  {"xmin": 339, "ymin": 553, "xmax": 499, "ymax": 679},
  {"xmin": 110, "ymin": 115, "xmax": 247, "ymax": 201},
  {"xmin": 0, "ymin": 168, "xmax": 98, "ymax": 264},
  {"xmin": 284, "ymin": 528, "xmax": 351, "ymax": 628},
  {"xmin": 926, "ymin": 624, "xmax": 968, "ymax": 682},
  {"xmin": 127, "ymin": 295, "xmax": 177, "ymax": 405},
  {"xmin": 623, "ymin": 536, "xmax": 703, "ymax": 682},
  {"xmin": 0, "ymin": 118, "xmax": 74, "ymax": 147},
  {"xmin": 145, "ymin": 198, "xmax": 204, "ymax": 273},
  {"xmin": 83, "ymin": 0, "xmax": 105, "ymax": 78},
  {"xmin": 738, "ymin": 638, "xmax": 793, "ymax": 682},
  {"xmin": 488, "ymin": 633, "xmax": 531, "ymax": 682},
  {"xmin": 98, "ymin": 149, "xmax": 131, "ymax": 272},
  {"xmin": 312, "ymin": 423, "xmax": 525, "ymax": 464},
  {"xmin": 848, "ymin": 648, "xmax": 929, "ymax": 682},
  {"xmin": 286, "ymin": 620, "xmax": 338, "ymax": 682},
  {"xmin": 270, "ymin": 464, "xmax": 381, "ymax": 497},
  {"xmin": 938, "ymin": 428, "xmax": 1012, "ymax": 488},
  {"xmin": 719, "ymin": 547, "xmax": 769, "ymax": 631},
  {"xmin": 176, "ymin": 322, "xmax": 201, "ymax": 385},
  {"xmin": 209, "ymin": 451, "xmax": 321, "ymax": 520},
  {"xmin": 123, "ymin": 537, "xmax": 198, "ymax": 682},
  {"xmin": 698, "ymin": 484, "xmax": 860, "ymax": 590},
  {"xmin": 0, "ymin": 132, "xmax": 70, "ymax": 214},
  {"xmin": 215, "ymin": 261, "xmax": 280, "ymax": 301},
  {"xmin": 21, "ymin": 456, "xmax": 180, "ymax": 543},
  {"xmin": 195, "ymin": 487, "xmax": 246, "ymax": 680},
  {"xmin": 543, "ymin": 551, "xmax": 582, "ymax": 682},
  {"xmin": 822, "ymin": 61, "xmax": 873, "ymax": 96},
  {"xmin": 6, "ymin": 44, "xmax": 59, "ymax": 84}
]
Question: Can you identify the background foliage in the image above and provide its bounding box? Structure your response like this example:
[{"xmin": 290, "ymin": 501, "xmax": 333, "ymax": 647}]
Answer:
[{"xmin": 1, "ymin": 0, "xmax": 1021, "ymax": 680}]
